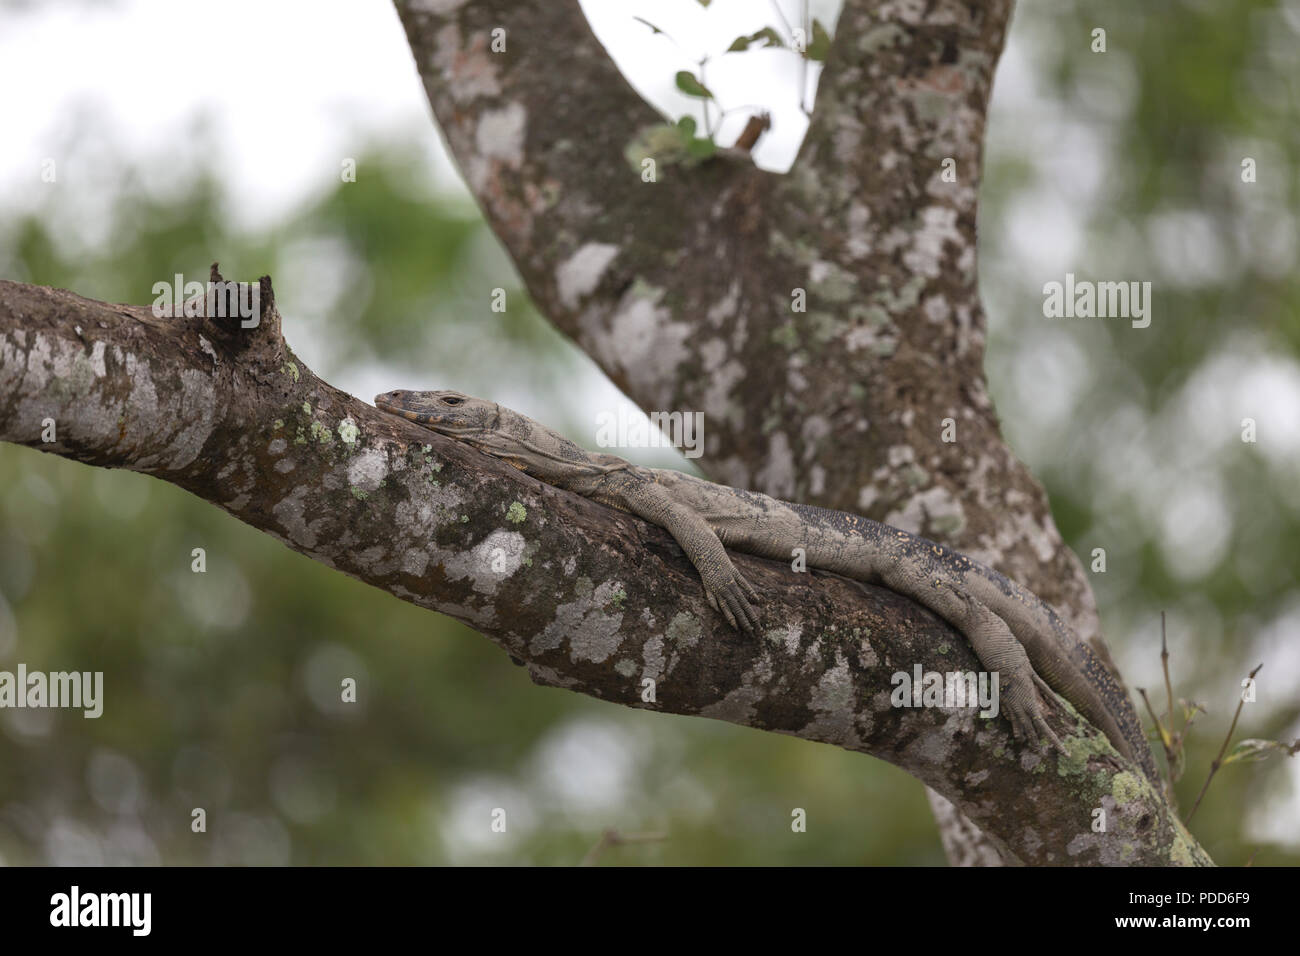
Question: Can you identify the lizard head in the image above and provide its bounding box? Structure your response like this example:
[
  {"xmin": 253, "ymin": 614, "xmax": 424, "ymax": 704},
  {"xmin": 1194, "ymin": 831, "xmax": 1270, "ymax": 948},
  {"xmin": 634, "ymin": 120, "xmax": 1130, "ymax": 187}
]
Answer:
[
  {"xmin": 374, "ymin": 389, "xmax": 500, "ymax": 438},
  {"xmin": 375, "ymin": 388, "xmax": 598, "ymax": 483}
]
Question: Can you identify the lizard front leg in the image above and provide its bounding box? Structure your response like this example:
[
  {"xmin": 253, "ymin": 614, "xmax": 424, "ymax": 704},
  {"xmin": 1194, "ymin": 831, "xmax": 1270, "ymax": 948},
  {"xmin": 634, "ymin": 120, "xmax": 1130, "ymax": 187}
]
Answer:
[
  {"xmin": 606, "ymin": 476, "xmax": 761, "ymax": 632},
  {"xmin": 660, "ymin": 501, "xmax": 762, "ymax": 632}
]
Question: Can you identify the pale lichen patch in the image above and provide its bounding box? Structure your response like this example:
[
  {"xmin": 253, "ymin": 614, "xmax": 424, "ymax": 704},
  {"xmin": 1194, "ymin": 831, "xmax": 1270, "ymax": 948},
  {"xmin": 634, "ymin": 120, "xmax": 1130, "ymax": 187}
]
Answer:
[
  {"xmin": 347, "ymin": 447, "xmax": 388, "ymax": 492},
  {"xmin": 593, "ymin": 281, "xmax": 690, "ymax": 407},
  {"xmin": 902, "ymin": 205, "xmax": 962, "ymax": 278},
  {"xmin": 665, "ymin": 612, "xmax": 702, "ymax": 649},
  {"xmin": 556, "ymin": 242, "xmax": 619, "ymax": 310},
  {"xmin": 476, "ymin": 102, "xmax": 526, "ymax": 167},
  {"xmin": 885, "ymin": 485, "xmax": 966, "ymax": 538},
  {"xmin": 401, "ymin": 548, "xmax": 430, "ymax": 577},
  {"xmin": 799, "ymin": 654, "xmax": 864, "ymax": 747},
  {"xmin": 699, "ymin": 660, "xmax": 772, "ymax": 725},
  {"xmin": 411, "ymin": 0, "xmax": 468, "ymax": 14},
  {"xmin": 770, "ymin": 623, "xmax": 803, "ymax": 656},
  {"xmin": 754, "ymin": 431, "xmax": 796, "ymax": 500},
  {"xmin": 529, "ymin": 579, "xmax": 626, "ymax": 661},
  {"xmin": 443, "ymin": 529, "xmax": 526, "ymax": 594},
  {"xmin": 641, "ymin": 634, "xmax": 666, "ymax": 682},
  {"xmin": 89, "ymin": 340, "xmax": 107, "ymax": 377},
  {"xmin": 431, "ymin": 23, "xmax": 501, "ymax": 103},
  {"xmin": 706, "ymin": 282, "xmax": 741, "ymax": 325},
  {"xmin": 526, "ymin": 662, "xmax": 581, "ymax": 690},
  {"xmin": 273, "ymin": 487, "xmax": 319, "ymax": 548}
]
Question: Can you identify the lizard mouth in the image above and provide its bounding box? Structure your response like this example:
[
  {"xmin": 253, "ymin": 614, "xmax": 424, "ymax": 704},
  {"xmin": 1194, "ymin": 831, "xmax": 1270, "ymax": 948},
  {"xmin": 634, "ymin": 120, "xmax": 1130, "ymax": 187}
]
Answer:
[{"xmin": 374, "ymin": 393, "xmax": 422, "ymax": 422}]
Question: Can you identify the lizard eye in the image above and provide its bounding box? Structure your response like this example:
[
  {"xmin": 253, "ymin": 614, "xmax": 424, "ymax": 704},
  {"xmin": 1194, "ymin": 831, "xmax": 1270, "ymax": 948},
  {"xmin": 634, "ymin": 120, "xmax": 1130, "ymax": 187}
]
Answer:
[{"xmin": 442, "ymin": 397, "xmax": 463, "ymax": 406}]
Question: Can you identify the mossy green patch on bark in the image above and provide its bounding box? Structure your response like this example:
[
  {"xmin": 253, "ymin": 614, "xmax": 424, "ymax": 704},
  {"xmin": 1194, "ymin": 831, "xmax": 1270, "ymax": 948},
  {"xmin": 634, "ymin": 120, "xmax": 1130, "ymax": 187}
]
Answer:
[
  {"xmin": 309, "ymin": 421, "xmax": 333, "ymax": 445},
  {"xmin": 1111, "ymin": 771, "xmax": 1144, "ymax": 804}
]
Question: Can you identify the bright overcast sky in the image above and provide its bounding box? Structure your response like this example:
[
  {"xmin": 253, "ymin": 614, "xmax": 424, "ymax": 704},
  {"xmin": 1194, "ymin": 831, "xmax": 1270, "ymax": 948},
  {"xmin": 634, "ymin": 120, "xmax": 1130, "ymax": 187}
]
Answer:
[{"xmin": 0, "ymin": 0, "xmax": 839, "ymax": 225}]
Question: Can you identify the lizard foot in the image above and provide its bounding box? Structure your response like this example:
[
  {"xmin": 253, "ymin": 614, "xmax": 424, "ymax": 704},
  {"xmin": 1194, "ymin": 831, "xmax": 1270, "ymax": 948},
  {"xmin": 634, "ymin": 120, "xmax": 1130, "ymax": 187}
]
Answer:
[
  {"xmin": 704, "ymin": 571, "xmax": 761, "ymax": 633},
  {"xmin": 1002, "ymin": 671, "xmax": 1069, "ymax": 757},
  {"xmin": 941, "ymin": 584, "xmax": 1070, "ymax": 758}
]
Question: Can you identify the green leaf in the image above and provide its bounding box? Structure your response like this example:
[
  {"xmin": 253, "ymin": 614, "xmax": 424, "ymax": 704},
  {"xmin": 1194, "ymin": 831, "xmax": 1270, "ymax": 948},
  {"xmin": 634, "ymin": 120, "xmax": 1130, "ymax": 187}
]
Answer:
[
  {"xmin": 632, "ymin": 16, "xmax": 665, "ymax": 36},
  {"xmin": 1223, "ymin": 738, "xmax": 1290, "ymax": 764},
  {"xmin": 676, "ymin": 115, "xmax": 698, "ymax": 138},
  {"xmin": 686, "ymin": 137, "xmax": 717, "ymax": 161},
  {"xmin": 674, "ymin": 70, "xmax": 714, "ymax": 99},
  {"xmin": 807, "ymin": 18, "xmax": 832, "ymax": 61},
  {"xmin": 727, "ymin": 26, "xmax": 785, "ymax": 53},
  {"xmin": 695, "ymin": 0, "xmax": 712, "ymax": 7}
]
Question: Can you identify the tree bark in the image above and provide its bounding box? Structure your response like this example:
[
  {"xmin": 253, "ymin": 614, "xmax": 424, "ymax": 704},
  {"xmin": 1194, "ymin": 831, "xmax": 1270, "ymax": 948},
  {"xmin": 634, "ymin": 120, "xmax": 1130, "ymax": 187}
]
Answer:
[
  {"xmin": 0, "ymin": 276, "xmax": 1208, "ymax": 865},
  {"xmin": 391, "ymin": 0, "xmax": 1145, "ymax": 862}
]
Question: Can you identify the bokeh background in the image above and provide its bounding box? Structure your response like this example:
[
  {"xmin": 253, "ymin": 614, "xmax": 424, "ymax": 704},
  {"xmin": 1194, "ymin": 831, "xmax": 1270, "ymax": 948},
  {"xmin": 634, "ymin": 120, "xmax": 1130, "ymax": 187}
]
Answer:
[{"xmin": 0, "ymin": 0, "xmax": 1296, "ymax": 864}]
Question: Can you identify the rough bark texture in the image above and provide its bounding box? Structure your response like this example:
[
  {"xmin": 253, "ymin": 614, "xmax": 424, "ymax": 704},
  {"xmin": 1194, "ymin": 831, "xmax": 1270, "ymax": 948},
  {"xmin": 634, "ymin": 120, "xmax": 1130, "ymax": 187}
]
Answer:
[
  {"xmin": 393, "ymin": 0, "xmax": 1128, "ymax": 862},
  {"xmin": 0, "ymin": 277, "xmax": 1208, "ymax": 865}
]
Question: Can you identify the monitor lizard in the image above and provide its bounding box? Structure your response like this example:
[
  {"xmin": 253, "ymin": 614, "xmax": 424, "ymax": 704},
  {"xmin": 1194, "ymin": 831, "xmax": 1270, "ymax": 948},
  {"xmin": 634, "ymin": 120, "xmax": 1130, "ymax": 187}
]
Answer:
[{"xmin": 375, "ymin": 388, "xmax": 1159, "ymax": 782}]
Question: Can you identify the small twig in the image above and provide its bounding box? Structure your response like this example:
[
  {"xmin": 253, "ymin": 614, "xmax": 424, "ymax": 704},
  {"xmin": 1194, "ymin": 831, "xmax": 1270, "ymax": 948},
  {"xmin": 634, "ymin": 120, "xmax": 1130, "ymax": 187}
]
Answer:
[
  {"xmin": 1138, "ymin": 686, "xmax": 1179, "ymax": 807},
  {"xmin": 1185, "ymin": 663, "xmax": 1264, "ymax": 823},
  {"xmin": 768, "ymin": 0, "xmax": 794, "ymax": 37},
  {"xmin": 699, "ymin": 56, "xmax": 714, "ymax": 138},
  {"xmin": 579, "ymin": 828, "xmax": 669, "ymax": 866},
  {"xmin": 799, "ymin": 0, "xmax": 810, "ymax": 114},
  {"xmin": 718, "ymin": 103, "xmax": 777, "ymax": 118},
  {"xmin": 733, "ymin": 112, "xmax": 772, "ymax": 152},
  {"xmin": 1138, "ymin": 687, "xmax": 1168, "ymax": 754},
  {"xmin": 1137, "ymin": 617, "xmax": 1174, "ymax": 770},
  {"xmin": 1180, "ymin": 699, "xmax": 1206, "ymax": 736},
  {"xmin": 1161, "ymin": 612, "xmax": 1174, "ymax": 740},
  {"xmin": 633, "ymin": 17, "xmax": 686, "ymax": 54}
]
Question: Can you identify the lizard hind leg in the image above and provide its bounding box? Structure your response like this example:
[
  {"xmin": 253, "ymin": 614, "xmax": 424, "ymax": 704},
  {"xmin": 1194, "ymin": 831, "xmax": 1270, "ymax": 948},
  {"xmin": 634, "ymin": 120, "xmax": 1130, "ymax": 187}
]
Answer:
[
  {"xmin": 957, "ymin": 591, "xmax": 1070, "ymax": 757},
  {"xmin": 905, "ymin": 576, "xmax": 1069, "ymax": 757}
]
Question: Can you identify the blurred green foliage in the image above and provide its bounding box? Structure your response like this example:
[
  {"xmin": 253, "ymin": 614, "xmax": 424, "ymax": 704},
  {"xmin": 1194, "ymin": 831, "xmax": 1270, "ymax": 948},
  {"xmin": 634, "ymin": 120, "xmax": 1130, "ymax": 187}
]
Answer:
[{"xmin": 1, "ymin": 0, "xmax": 1297, "ymax": 864}]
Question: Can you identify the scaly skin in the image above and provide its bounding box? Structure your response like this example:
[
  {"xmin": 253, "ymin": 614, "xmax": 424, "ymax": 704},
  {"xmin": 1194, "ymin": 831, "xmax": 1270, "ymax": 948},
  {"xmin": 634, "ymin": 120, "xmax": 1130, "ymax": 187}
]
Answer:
[{"xmin": 375, "ymin": 388, "xmax": 1160, "ymax": 782}]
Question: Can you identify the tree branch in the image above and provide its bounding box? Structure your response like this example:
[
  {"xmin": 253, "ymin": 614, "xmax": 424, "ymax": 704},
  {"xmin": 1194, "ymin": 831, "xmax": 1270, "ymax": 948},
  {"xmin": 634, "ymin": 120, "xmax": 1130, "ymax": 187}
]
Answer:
[
  {"xmin": 0, "ymin": 276, "xmax": 1207, "ymax": 865},
  {"xmin": 393, "ymin": 0, "xmax": 766, "ymax": 357}
]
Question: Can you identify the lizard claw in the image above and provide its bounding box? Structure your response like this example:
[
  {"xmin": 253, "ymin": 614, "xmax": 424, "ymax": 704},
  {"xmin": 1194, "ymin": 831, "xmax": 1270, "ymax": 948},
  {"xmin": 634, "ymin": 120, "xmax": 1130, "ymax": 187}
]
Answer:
[
  {"xmin": 1002, "ymin": 673, "xmax": 1069, "ymax": 757},
  {"xmin": 705, "ymin": 577, "xmax": 761, "ymax": 634},
  {"xmin": 1031, "ymin": 672, "xmax": 1070, "ymax": 756}
]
